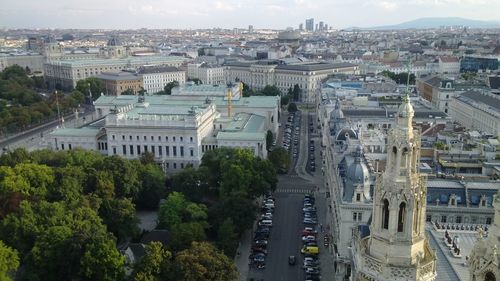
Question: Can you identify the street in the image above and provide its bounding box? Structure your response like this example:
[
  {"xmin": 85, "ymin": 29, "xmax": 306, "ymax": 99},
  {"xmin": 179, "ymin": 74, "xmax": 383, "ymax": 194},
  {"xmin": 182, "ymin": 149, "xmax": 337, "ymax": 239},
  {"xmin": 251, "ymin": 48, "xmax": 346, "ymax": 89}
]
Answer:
[
  {"xmin": 0, "ymin": 109, "xmax": 98, "ymax": 152},
  {"xmin": 244, "ymin": 107, "xmax": 335, "ymax": 281}
]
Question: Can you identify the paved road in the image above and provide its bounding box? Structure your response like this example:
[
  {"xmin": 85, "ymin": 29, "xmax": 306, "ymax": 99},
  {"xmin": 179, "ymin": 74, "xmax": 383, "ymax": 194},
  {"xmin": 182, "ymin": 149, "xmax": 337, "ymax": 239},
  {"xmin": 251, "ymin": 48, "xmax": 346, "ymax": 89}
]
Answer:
[
  {"xmin": 248, "ymin": 176, "xmax": 315, "ymax": 281},
  {"xmin": 0, "ymin": 110, "xmax": 97, "ymax": 152}
]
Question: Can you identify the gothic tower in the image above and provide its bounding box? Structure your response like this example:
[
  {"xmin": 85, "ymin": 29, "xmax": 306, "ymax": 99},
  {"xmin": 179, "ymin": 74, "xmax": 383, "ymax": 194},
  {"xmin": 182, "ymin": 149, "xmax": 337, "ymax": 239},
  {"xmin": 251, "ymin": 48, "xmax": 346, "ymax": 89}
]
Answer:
[
  {"xmin": 469, "ymin": 190, "xmax": 500, "ymax": 281},
  {"xmin": 352, "ymin": 94, "xmax": 437, "ymax": 281}
]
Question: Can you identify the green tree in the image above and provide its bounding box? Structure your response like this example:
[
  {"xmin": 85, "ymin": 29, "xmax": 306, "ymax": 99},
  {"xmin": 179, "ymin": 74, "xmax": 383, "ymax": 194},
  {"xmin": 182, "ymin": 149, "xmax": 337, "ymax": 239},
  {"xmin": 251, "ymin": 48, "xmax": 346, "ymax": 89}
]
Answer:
[
  {"xmin": 138, "ymin": 87, "xmax": 147, "ymax": 96},
  {"xmin": 216, "ymin": 218, "xmax": 238, "ymax": 256},
  {"xmin": 0, "ymin": 201, "xmax": 125, "ymax": 280},
  {"xmin": 288, "ymin": 102, "xmax": 298, "ymax": 112},
  {"xmin": 66, "ymin": 90, "xmax": 85, "ymax": 108},
  {"xmin": 174, "ymin": 242, "xmax": 238, "ymax": 281},
  {"xmin": 157, "ymin": 192, "xmax": 187, "ymax": 229},
  {"xmin": 169, "ymin": 222, "xmax": 207, "ymax": 251},
  {"xmin": 280, "ymin": 95, "xmax": 290, "ymax": 106},
  {"xmin": 0, "ymin": 65, "xmax": 34, "ymax": 88},
  {"xmin": 268, "ymin": 147, "xmax": 291, "ymax": 173},
  {"xmin": 241, "ymin": 82, "xmax": 254, "ymax": 97},
  {"xmin": 136, "ymin": 163, "xmax": 166, "ymax": 210},
  {"xmin": 132, "ymin": 241, "xmax": 173, "ymax": 281},
  {"xmin": 0, "ymin": 240, "xmax": 19, "ymax": 280},
  {"xmin": 266, "ymin": 130, "xmax": 273, "ymax": 151},
  {"xmin": 75, "ymin": 77, "xmax": 105, "ymax": 100},
  {"xmin": 260, "ymin": 85, "xmax": 280, "ymax": 96},
  {"xmin": 171, "ymin": 167, "xmax": 210, "ymax": 203},
  {"xmin": 97, "ymin": 155, "xmax": 140, "ymax": 199},
  {"xmin": 158, "ymin": 81, "xmax": 179, "ymax": 95},
  {"xmin": 139, "ymin": 151, "xmax": 156, "ymax": 165},
  {"xmin": 121, "ymin": 88, "xmax": 135, "ymax": 95},
  {"xmin": 292, "ymin": 84, "xmax": 301, "ymax": 101},
  {"xmin": 99, "ymin": 198, "xmax": 140, "ymax": 242}
]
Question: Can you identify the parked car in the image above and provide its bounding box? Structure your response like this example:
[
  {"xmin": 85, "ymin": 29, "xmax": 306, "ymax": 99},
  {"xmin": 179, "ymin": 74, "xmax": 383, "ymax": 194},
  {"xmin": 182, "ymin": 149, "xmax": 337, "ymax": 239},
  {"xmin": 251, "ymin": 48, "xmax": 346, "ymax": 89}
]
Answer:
[
  {"xmin": 303, "ymin": 218, "xmax": 318, "ymax": 224},
  {"xmin": 302, "ymin": 235, "xmax": 316, "ymax": 242}
]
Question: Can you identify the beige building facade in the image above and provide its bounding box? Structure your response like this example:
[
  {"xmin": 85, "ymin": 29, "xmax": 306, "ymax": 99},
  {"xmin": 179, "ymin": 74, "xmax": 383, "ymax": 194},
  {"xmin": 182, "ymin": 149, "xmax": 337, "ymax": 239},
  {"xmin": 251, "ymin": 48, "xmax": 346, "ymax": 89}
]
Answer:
[
  {"xmin": 97, "ymin": 71, "xmax": 144, "ymax": 96},
  {"xmin": 224, "ymin": 61, "xmax": 360, "ymax": 102}
]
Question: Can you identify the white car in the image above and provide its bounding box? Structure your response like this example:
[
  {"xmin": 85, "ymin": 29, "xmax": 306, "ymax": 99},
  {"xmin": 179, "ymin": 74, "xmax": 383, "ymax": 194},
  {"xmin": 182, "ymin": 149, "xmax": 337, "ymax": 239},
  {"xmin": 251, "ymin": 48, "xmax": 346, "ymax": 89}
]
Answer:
[{"xmin": 302, "ymin": 235, "xmax": 316, "ymax": 242}]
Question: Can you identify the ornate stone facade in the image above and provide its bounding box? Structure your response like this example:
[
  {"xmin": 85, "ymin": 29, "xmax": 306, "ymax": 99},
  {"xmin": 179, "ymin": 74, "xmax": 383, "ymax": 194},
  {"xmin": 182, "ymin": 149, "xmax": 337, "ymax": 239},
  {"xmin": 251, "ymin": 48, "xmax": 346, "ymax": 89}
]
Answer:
[
  {"xmin": 469, "ymin": 190, "xmax": 500, "ymax": 281},
  {"xmin": 352, "ymin": 94, "xmax": 437, "ymax": 281}
]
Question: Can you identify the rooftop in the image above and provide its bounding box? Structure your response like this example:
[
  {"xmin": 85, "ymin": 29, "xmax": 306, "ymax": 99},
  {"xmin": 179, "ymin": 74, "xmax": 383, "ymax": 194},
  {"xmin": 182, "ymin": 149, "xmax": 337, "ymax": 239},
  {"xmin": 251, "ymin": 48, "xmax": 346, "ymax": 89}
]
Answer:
[
  {"xmin": 96, "ymin": 71, "xmax": 142, "ymax": 81},
  {"xmin": 457, "ymin": 91, "xmax": 500, "ymax": 113},
  {"xmin": 138, "ymin": 66, "xmax": 181, "ymax": 74},
  {"xmin": 47, "ymin": 55, "xmax": 186, "ymax": 67}
]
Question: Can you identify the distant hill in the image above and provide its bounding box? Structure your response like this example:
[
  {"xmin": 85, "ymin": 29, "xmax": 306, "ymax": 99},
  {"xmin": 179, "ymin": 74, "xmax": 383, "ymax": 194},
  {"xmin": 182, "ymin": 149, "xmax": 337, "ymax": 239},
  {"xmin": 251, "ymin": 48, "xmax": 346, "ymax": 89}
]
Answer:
[{"xmin": 347, "ymin": 17, "xmax": 500, "ymax": 30}]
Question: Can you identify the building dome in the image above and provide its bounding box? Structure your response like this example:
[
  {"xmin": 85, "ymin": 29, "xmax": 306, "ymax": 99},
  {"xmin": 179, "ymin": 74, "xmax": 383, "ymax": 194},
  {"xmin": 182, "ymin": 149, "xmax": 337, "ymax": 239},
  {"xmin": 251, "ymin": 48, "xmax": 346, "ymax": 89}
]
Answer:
[
  {"xmin": 107, "ymin": 36, "xmax": 122, "ymax": 46},
  {"xmin": 397, "ymin": 94, "xmax": 414, "ymax": 118},
  {"xmin": 336, "ymin": 127, "xmax": 358, "ymax": 141},
  {"xmin": 343, "ymin": 146, "xmax": 371, "ymax": 202},
  {"xmin": 346, "ymin": 148, "xmax": 369, "ymax": 184}
]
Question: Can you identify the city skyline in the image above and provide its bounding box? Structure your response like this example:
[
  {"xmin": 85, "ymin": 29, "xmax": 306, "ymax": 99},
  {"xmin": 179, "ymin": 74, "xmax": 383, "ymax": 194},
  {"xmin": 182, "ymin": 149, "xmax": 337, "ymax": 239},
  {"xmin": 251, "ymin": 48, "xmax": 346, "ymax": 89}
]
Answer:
[{"xmin": 1, "ymin": 0, "xmax": 500, "ymax": 30}]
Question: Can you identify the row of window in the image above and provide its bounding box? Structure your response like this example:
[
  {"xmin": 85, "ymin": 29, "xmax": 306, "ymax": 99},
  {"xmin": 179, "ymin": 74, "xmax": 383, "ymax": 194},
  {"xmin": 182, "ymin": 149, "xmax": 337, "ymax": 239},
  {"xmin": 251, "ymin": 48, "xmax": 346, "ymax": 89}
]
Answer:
[
  {"xmin": 428, "ymin": 215, "xmax": 492, "ymax": 225},
  {"xmin": 112, "ymin": 135, "xmax": 194, "ymax": 143},
  {"xmin": 112, "ymin": 145, "xmax": 194, "ymax": 157}
]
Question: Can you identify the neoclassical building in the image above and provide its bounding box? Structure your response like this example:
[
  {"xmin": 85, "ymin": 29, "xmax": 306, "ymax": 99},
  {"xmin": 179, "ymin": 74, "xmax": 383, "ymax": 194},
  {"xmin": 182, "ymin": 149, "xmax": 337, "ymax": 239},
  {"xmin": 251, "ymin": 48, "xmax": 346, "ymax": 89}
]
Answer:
[
  {"xmin": 469, "ymin": 190, "xmax": 500, "ymax": 281},
  {"xmin": 351, "ymin": 95, "xmax": 438, "ymax": 281}
]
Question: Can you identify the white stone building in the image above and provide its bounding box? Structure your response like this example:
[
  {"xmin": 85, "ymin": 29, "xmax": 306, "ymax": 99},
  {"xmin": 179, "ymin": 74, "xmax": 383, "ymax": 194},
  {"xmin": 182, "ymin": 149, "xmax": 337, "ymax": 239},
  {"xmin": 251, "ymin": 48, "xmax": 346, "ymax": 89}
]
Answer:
[
  {"xmin": 44, "ymin": 56, "xmax": 186, "ymax": 90},
  {"xmin": 449, "ymin": 91, "xmax": 500, "ymax": 136},
  {"xmin": 49, "ymin": 86, "xmax": 279, "ymax": 172},
  {"xmin": 139, "ymin": 66, "xmax": 186, "ymax": 94},
  {"xmin": 224, "ymin": 61, "xmax": 360, "ymax": 102},
  {"xmin": 187, "ymin": 62, "xmax": 225, "ymax": 85},
  {"xmin": 438, "ymin": 56, "xmax": 461, "ymax": 74}
]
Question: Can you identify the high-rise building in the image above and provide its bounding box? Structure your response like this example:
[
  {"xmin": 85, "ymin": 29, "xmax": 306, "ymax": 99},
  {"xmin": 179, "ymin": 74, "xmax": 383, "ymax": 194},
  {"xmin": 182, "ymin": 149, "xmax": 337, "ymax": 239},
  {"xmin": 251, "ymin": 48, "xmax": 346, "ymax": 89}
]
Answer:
[
  {"xmin": 305, "ymin": 18, "xmax": 314, "ymax": 31},
  {"xmin": 299, "ymin": 23, "xmax": 303, "ymax": 31},
  {"xmin": 351, "ymin": 94, "xmax": 437, "ymax": 281},
  {"xmin": 319, "ymin": 21, "xmax": 324, "ymax": 31},
  {"xmin": 248, "ymin": 25, "xmax": 254, "ymax": 33}
]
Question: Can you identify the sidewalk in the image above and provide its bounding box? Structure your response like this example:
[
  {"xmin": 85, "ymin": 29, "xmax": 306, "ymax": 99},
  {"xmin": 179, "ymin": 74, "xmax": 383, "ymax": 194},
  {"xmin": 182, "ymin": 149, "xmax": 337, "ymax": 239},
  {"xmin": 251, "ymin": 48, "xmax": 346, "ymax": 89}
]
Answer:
[{"xmin": 234, "ymin": 227, "xmax": 253, "ymax": 281}]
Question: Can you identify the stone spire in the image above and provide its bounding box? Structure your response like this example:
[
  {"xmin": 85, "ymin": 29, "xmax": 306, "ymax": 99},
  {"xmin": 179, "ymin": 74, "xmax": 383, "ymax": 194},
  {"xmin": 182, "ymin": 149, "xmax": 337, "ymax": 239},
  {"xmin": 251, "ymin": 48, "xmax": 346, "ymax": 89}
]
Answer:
[{"xmin": 352, "ymin": 96, "xmax": 437, "ymax": 281}]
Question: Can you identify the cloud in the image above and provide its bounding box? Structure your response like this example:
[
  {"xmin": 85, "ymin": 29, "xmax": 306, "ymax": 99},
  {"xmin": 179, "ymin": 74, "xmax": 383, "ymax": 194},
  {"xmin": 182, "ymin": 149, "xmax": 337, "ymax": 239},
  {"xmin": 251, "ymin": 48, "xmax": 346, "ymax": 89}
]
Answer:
[{"xmin": 379, "ymin": 1, "xmax": 398, "ymax": 10}]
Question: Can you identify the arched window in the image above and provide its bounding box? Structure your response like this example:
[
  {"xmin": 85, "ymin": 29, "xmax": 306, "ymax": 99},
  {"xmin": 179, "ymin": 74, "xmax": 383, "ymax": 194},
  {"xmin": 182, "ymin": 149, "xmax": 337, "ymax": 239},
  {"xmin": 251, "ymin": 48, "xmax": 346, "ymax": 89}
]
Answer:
[
  {"xmin": 485, "ymin": 271, "xmax": 496, "ymax": 281},
  {"xmin": 401, "ymin": 147, "xmax": 409, "ymax": 169},
  {"xmin": 391, "ymin": 147, "xmax": 397, "ymax": 171},
  {"xmin": 398, "ymin": 202, "xmax": 406, "ymax": 232},
  {"xmin": 382, "ymin": 199, "xmax": 390, "ymax": 230}
]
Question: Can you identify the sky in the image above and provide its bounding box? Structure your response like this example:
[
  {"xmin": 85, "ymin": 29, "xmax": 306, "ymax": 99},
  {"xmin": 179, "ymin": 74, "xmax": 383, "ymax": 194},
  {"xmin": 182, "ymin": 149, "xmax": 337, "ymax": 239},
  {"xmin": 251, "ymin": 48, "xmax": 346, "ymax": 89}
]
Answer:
[{"xmin": 1, "ymin": 0, "xmax": 500, "ymax": 30}]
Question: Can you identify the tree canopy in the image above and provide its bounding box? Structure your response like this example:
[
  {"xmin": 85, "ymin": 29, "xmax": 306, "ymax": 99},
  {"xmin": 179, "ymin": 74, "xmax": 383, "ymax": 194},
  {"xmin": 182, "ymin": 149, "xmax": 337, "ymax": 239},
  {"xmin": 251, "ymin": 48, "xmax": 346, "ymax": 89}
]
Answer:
[
  {"xmin": 0, "ymin": 66, "xmax": 84, "ymax": 134},
  {"xmin": 0, "ymin": 148, "xmax": 168, "ymax": 280}
]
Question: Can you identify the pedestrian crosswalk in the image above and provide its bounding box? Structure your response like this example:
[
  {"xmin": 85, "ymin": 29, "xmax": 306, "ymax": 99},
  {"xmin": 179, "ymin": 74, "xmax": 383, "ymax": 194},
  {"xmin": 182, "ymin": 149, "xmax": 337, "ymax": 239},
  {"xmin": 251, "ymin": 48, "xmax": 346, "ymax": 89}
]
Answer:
[{"xmin": 275, "ymin": 188, "xmax": 315, "ymax": 194}]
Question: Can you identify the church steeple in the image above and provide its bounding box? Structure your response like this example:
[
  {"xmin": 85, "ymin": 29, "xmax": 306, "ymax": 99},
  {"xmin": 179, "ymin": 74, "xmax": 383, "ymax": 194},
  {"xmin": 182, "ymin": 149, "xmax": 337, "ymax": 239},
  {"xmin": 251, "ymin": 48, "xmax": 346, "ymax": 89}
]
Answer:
[{"xmin": 352, "ymin": 94, "xmax": 437, "ymax": 281}]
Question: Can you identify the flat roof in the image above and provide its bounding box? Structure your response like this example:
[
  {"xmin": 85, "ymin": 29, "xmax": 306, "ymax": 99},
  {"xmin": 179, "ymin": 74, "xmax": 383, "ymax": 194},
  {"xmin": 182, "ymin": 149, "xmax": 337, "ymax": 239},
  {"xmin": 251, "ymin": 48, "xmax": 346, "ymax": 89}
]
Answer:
[
  {"xmin": 50, "ymin": 127, "xmax": 101, "ymax": 137},
  {"xmin": 276, "ymin": 62, "xmax": 357, "ymax": 71},
  {"xmin": 458, "ymin": 91, "xmax": 500, "ymax": 112},
  {"xmin": 46, "ymin": 55, "xmax": 186, "ymax": 67},
  {"xmin": 94, "ymin": 94, "xmax": 279, "ymax": 109}
]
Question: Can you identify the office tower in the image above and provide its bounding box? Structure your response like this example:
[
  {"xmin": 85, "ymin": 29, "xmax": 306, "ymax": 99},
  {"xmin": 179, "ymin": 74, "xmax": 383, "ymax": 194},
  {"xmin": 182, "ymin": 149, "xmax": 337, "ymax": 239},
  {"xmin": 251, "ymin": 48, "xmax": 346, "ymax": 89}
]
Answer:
[{"xmin": 305, "ymin": 18, "xmax": 314, "ymax": 31}]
